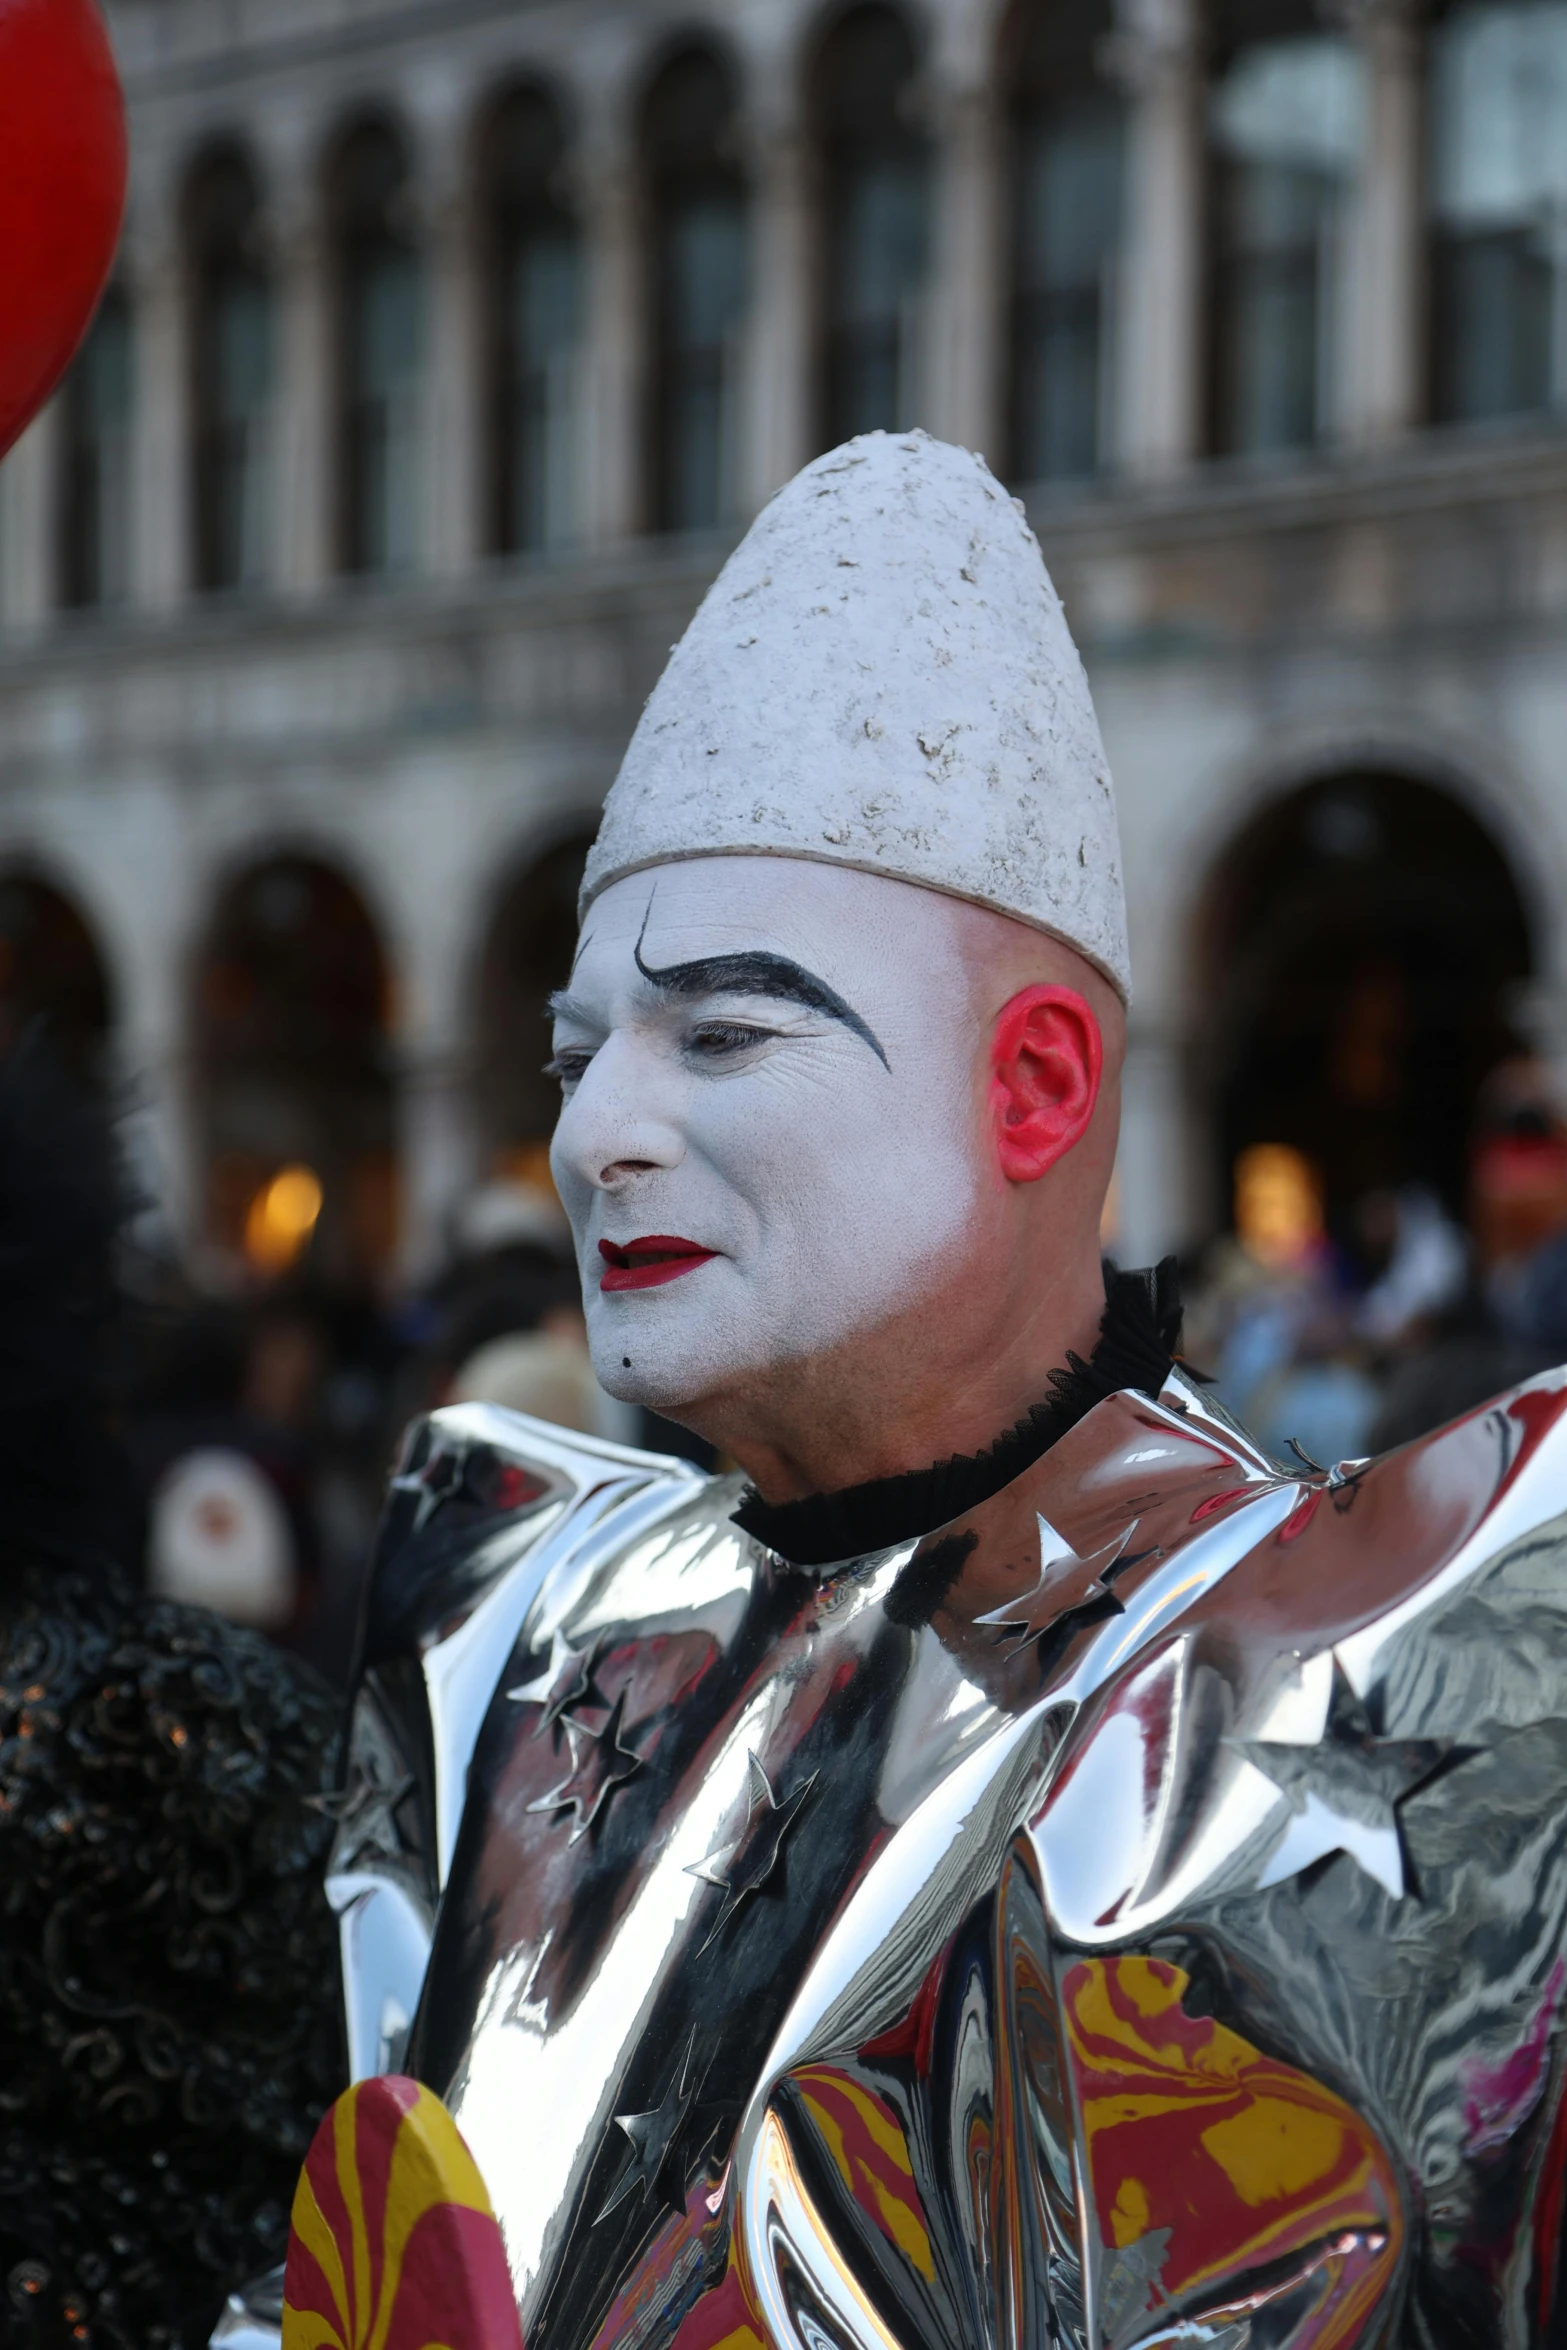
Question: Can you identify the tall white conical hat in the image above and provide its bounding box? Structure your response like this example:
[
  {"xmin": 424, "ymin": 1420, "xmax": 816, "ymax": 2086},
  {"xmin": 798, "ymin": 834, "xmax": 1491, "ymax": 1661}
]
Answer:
[{"xmin": 581, "ymin": 430, "xmax": 1131, "ymax": 1002}]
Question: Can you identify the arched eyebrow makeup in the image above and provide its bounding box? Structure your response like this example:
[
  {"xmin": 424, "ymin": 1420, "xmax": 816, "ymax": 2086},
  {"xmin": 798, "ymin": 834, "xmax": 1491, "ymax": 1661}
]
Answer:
[
  {"xmin": 633, "ymin": 938, "xmax": 890, "ymax": 1070},
  {"xmin": 548, "ymin": 923, "xmax": 892, "ymax": 1071}
]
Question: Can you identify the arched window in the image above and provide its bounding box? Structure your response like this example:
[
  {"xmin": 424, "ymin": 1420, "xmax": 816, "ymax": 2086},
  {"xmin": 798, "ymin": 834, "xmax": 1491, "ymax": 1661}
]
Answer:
[
  {"xmin": 811, "ymin": 5, "xmax": 932, "ymax": 446},
  {"xmin": 1429, "ymin": 0, "xmax": 1567, "ymax": 423},
  {"xmin": 60, "ymin": 286, "xmax": 133, "ymax": 610},
  {"xmin": 482, "ymin": 84, "xmax": 583, "ymax": 556},
  {"xmin": 0, "ymin": 872, "xmax": 113, "ymax": 1078},
  {"xmin": 1004, "ymin": 0, "xmax": 1125, "ymax": 483},
  {"xmin": 187, "ymin": 147, "xmax": 273, "ymax": 593},
  {"xmin": 1199, "ymin": 772, "xmax": 1530, "ymax": 1235},
  {"xmin": 330, "ymin": 122, "xmax": 422, "ymax": 575},
  {"xmin": 642, "ymin": 47, "xmax": 749, "ymax": 533},
  {"xmin": 1207, "ymin": 0, "xmax": 1363, "ymax": 456},
  {"xmin": 197, "ymin": 856, "xmax": 397, "ymax": 1276}
]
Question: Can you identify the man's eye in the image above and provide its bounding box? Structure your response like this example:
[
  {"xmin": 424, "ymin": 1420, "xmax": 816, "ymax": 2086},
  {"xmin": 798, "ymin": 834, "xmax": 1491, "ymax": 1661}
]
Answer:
[
  {"xmin": 545, "ymin": 1048, "xmax": 595, "ymax": 1088},
  {"xmin": 686, "ymin": 1021, "xmax": 774, "ymax": 1059}
]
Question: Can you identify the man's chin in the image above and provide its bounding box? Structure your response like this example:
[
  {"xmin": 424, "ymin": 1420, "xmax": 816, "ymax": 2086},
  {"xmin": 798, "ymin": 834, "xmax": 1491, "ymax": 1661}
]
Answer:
[
  {"xmin": 585, "ymin": 1305, "xmax": 749, "ymax": 1427},
  {"xmin": 591, "ymin": 1349, "xmax": 719, "ymax": 1424}
]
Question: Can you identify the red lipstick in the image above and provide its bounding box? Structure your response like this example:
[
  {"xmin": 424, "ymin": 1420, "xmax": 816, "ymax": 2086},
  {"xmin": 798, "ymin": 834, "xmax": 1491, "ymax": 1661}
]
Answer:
[{"xmin": 599, "ymin": 1235, "xmax": 717, "ymax": 1292}]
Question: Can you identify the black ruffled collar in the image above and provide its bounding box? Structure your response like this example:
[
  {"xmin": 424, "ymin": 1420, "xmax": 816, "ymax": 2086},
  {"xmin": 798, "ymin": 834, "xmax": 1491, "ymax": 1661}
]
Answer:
[{"xmin": 733, "ymin": 1259, "xmax": 1183, "ymax": 1571}]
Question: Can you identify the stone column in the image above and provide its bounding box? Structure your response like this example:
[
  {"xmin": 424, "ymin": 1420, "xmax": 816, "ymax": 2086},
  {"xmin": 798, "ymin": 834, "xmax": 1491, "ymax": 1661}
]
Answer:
[
  {"xmin": 927, "ymin": 82, "xmax": 1005, "ymax": 462},
  {"xmin": 127, "ymin": 236, "xmax": 192, "ymax": 611},
  {"xmin": 1115, "ymin": 1025, "xmax": 1200, "ymax": 1265},
  {"xmin": 274, "ymin": 200, "xmax": 336, "ymax": 595},
  {"xmin": 105, "ymin": 868, "xmax": 203, "ymax": 1255},
  {"xmin": 384, "ymin": 839, "xmax": 482, "ymax": 1280},
  {"xmin": 580, "ymin": 119, "xmax": 642, "ymax": 547},
  {"xmin": 120, "ymin": 1032, "xmax": 201, "ymax": 1256},
  {"xmin": 0, "ymin": 399, "xmax": 61, "ymax": 631},
  {"xmin": 742, "ymin": 107, "xmax": 815, "ymax": 510},
  {"xmin": 1107, "ymin": 0, "xmax": 1205, "ymax": 476},
  {"xmin": 399, "ymin": 1045, "xmax": 478, "ymax": 1282},
  {"xmin": 1338, "ymin": 0, "xmax": 1422, "ymax": 445}
]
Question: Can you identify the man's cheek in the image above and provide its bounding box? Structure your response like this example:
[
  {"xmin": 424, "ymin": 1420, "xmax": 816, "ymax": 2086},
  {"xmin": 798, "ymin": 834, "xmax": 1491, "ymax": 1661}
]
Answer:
[
  {"xmin": 791, "ymin": 1114, "xmax": 982, "ymax": 1298},
  {"xmin": 729, "ymin": 1126, "xmax": 883, "ymax": 1256},
  {"xmin": 708, "ymin": 1055, "xmax": 893, "ymax": 1161}
]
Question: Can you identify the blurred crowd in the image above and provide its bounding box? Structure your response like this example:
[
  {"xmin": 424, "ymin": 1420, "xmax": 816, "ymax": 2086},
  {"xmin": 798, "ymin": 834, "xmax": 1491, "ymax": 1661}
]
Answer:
[
  {"xmin": 1185, "ymin": 1053, "xmax": 1567, "ymax": 1468},
  {"xmin": 121, "ymin": 1170, "xmax": 711, "ymax": 1687}
]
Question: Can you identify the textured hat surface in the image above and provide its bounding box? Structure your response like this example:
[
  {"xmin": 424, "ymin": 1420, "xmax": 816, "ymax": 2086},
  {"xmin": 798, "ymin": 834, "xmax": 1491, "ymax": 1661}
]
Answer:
[{"xmin": 582, "ymin": 430, "xmax": 1131, "ymax": 1002}]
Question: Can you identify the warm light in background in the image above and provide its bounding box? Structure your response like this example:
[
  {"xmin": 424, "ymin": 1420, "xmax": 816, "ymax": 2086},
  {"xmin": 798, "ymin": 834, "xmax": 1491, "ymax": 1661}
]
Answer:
[
  {"xmin": 494, "ymin": 1137, "xmax": 559, "ymax": 1199},
  {"xmin": 1234, "ymin": 1143, "xmax": 1324, "ymax": 1269},
  {"xmin": 244, "ymin": 1164, "xmax": 324, "ymax": 1273}
]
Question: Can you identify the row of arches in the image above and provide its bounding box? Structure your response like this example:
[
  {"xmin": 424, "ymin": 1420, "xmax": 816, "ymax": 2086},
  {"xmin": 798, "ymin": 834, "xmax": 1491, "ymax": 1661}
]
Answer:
[
  {"xmin": 59, "ymin": 0, "xmax": 1567, "ymax": 606},
  {"xmin": 3, "ymin": 767, "xmax": 1536, "ymax": 1276},
  {"xmin": 73, "ymin": 6, "xmax": 943, "ymax": 598}
]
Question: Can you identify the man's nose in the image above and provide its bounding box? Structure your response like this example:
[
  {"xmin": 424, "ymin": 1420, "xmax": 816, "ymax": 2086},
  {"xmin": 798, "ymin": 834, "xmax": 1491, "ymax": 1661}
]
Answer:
[{"xmin": 553, "ymin": 1040, "xmax": 684, "ymax": 1194}]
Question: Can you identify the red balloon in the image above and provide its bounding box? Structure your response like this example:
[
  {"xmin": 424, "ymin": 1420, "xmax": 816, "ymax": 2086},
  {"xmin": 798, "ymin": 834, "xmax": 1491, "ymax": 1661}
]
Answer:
[{"xmin": 0, "ymin": 0, "xmax": 127, "ymax": 461}]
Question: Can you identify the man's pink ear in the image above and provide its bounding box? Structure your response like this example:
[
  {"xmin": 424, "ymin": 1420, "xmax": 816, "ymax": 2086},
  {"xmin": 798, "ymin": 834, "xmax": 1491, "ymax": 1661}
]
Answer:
[{"xmin": 989, "ymin": 986, "xmax": 1102, "ymax": 1184}]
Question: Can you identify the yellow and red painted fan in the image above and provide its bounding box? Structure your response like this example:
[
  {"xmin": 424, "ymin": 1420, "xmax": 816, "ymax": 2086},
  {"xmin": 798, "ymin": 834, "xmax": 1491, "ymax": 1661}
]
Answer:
[
  {"xmin": 0, "ymin": 0, "xmax": 127, "ymax": 460},
  {"xmin": 283, "ymin": 2076, "xmax": 523, "ymax": 2350}
]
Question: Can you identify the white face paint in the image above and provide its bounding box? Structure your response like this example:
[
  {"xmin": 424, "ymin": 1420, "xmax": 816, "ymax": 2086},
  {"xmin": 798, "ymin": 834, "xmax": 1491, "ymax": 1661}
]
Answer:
[{"xmin": 548, "ymin": 858, "xmax": 989, "ymax": 1411}]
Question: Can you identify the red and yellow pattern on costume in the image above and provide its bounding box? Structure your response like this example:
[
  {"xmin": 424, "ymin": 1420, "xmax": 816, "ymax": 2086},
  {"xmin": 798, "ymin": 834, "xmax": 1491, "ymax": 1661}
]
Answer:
[
  {"xmin": 1064, "ymin": 1956, "xmax": 1402, "ymax": 2342},
  {"xmin": 792, "ymin": 2065, "xmax": 936, "ymax": 2285},
  {"xmin": 282, "ymin": 2075, "xmax": 523, "ymax": 2350}
]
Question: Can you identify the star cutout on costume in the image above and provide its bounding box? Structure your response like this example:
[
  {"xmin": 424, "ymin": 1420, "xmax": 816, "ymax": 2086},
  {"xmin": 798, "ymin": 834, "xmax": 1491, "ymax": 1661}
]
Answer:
[
  {"xmin": 976, "ymin": 1513, "xmax": 1141, "ymax": 1647},
  {"xmin": 1231, "ymin": 1658, "xmax": 1472, "ymax": 1901},
  {"xmin": 600, "ymin": 2031, "xmax": 713, "ymax": 2220},
  {"xmin": 389, "ymin": 1435, "xmax": 473, "ymax": 1534},
  {"xmin": 507, "ymin": 1629, "xmax": 604, "ymax": 1741},
  {"xmin": 307, "ymin": 1765, "xmax": 415, "ymax": 1873},
  {"xmin": 686, "ymin": 1752, "xmax": 816, "ymax": 1947},
  {"xmin": 525, "ymin": 1689, "xmax": 642, "ymax": 1842}
]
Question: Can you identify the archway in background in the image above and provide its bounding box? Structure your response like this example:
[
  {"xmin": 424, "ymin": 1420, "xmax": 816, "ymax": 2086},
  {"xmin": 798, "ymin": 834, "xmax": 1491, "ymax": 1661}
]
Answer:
[
  {"xmin": 196, "ymin": 855, "xmax": 395, "ymax": 1279},
  {"xmin": 0, "ymin": 870, "xmax": 112, "ymax": 1079},
  {"xmin": 475, "ymin": 830, "xmax": 594, "ymax": 1184},
  {"xmin": 1199, "ymin": 769, "xmax": 1533, "ymax": 1240}
]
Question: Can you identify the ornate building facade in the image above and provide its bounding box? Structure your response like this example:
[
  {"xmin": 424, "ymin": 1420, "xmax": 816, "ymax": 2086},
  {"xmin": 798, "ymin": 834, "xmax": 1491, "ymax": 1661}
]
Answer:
[{"xmin": 0, "ymin": 0, "xmax": 1563, "ymax": 1280}]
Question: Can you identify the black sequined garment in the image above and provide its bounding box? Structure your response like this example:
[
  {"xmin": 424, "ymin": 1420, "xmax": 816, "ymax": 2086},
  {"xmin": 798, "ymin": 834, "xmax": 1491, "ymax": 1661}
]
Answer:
[
  {"xmin": 0, "ymin": 1568, "xmax": 343, "ymax": 2348},
  {"xmin": 0, "ymin": 1049, "xmax": 344, "ymax": 2348}
]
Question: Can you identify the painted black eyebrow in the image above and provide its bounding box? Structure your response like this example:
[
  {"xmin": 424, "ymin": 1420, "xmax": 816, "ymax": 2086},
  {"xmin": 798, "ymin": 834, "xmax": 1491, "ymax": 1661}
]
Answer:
[{"xmin": 633, "ymin": 916, "xmax": 890, "ymax": 1070}]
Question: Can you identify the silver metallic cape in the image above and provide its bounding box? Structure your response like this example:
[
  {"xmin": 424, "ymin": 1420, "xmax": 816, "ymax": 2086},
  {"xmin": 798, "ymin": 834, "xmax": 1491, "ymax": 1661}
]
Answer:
[{"xmin": 316, "ymin": 1367, "xmax": 1567, "ymax": 2348}]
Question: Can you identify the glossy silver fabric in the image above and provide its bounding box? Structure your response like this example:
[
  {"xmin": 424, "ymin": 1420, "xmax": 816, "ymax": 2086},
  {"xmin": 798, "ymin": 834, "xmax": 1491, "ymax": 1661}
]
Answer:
[
  {"xmin": 210, "ymin": 2265, "xmax": 285, "ymax": 2348},
  {"xmin": 326, "ymin": 1365, "xmax": 1567, "ymax": 2347},
  {"xmin": 323, "ymin": 1405, "xmax": 703, "ymax": 2085}
]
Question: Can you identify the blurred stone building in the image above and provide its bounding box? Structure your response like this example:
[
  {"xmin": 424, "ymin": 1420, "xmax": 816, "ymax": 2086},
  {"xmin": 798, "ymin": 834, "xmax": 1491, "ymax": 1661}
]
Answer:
[{"xmin": 0, "ymin": 0, "xmax": 1563, "ymax": 1283}]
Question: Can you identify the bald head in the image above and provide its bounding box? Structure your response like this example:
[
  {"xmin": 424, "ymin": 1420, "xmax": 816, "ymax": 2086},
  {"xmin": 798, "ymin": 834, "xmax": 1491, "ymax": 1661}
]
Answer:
[{"xmin": 549, "ymin": 855, "xmax": 1122, "ymax": 1498}]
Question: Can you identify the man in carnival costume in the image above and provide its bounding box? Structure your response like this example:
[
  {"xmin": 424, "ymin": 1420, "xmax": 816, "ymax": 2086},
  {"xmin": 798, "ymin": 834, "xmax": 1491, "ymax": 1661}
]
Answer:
[{"xmin": 270, "ymin": 433, "xmax": 1567, "ymax": 2350}]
